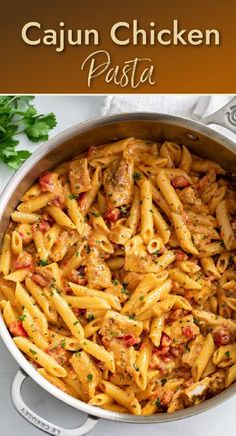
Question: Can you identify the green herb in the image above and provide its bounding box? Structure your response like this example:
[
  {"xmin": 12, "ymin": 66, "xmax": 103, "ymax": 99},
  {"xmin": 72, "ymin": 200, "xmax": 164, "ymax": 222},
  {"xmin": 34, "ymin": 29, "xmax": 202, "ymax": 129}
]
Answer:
[
  {"xmin": 225, "ymin": 351, "xmax": 231, "ymax": 359},
  {"xmin": 139, "ymin": 295, "xmax": 144, "ymax": 301},
  {"xmin": 87, "ymin": 373, "xmax": 93, "ymax": 382},
  {"xmin": 121, "ymin": 281, "xmax": 129, "ymax": 295},
  {"xmin": 29, "ymin": 349, "xmax": 37, "ymax": 355},
  {"xmin": 120, "ymin": 206, "xmax": 129, "ymax": 217},
  {"xmin": 161, "ymin": 378, "xmax": 167, "ymax": 386},
  {"xmin": 155, "ymin": 398, "xmax": 161, "ymax": 407},
  {"xmin": 61, "ymin": 338, "xmax": 66, "ymax": 349},
  {"xmin": 184, "ymin": 342, "xmax": 190, "ymax": 352},
  {"xmin": 88, "ymin": 314, "xmax": 95, "ymax": 322},
  {"xmin": 128, "ymin": 314, "xmax": 136, "ymax": 320},
  {"xmin": 0, "ymin": 96, "xmax": 56, "ymax": 169},
  {"xmin": 148, "ymin": 209, "xmax": 153, "ymax": 213},
  {"xmin": 90, "ymin": 211, "xmax": 101, "ymax": 217},
  {"xmin": 68, "ymin": 194, "xmax": 78, "ymax": 200},
  {"xmin": 133, "ymin": 172, "xmax": 142, "ymax": 181},
  {"xmin": 73, "ymin": 321, "xmax": 79, "ymax": 326},
  {"xmin": 112, "ymin": 278, "xmax": 119, "ymax": 286},
  {"xmin": 18, "ymin": 314, "xmax": 27, "ymax": 321},
  {"xmin": 153, "ymin": 250, "xmax": 159, "ymax": 256},
  {"xmin": 39, "ymin": 259, "xmax": 48, "ymax": 266},
  {"xmin": 75, "ymin": 351, "xmax": 81, "ymax": 357}
]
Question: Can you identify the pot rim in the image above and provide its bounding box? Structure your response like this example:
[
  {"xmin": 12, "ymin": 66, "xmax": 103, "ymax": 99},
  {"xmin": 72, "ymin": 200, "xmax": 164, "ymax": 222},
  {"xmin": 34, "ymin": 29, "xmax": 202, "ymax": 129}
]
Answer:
[{"xmin": 0, "ymin": 111, "xmax": 236, "ymax": 423}]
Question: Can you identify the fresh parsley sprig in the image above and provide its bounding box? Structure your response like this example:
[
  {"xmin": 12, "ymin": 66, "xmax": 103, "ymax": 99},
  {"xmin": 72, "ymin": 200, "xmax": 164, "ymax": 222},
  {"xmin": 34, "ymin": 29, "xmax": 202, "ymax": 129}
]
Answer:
[{"xmin": 0, "ymin": 96, "xmax": 57, "ymax": 169}]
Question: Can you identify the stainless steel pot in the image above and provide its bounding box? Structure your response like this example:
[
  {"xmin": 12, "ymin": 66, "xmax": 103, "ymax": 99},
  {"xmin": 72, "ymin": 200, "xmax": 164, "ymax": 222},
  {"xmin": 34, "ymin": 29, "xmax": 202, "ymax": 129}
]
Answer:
[{"xmin": 1, "ymin": 97, "xmax": 236, "ymax": 435}]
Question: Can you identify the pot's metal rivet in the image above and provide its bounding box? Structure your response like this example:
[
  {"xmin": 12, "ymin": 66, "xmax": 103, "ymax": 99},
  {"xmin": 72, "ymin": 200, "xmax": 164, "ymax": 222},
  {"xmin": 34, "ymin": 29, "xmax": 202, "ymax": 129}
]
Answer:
[{"xmin": 185, "ymin": 133, "xmax": 199, "ymax": 141}]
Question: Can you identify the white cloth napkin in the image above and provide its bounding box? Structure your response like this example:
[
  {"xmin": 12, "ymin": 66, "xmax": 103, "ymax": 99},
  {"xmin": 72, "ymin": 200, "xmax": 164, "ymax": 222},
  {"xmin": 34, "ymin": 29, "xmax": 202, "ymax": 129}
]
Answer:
[{"xmin": 101, "ymin": 94, "xmax": 235, "ymax": 139}]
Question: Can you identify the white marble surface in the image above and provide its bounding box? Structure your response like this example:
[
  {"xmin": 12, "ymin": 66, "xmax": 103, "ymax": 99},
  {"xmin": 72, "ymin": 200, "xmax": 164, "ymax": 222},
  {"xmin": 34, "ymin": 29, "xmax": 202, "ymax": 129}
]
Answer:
[{"xmin": 0, "ymin": 95, "xmax": 236, "ymax": 436}]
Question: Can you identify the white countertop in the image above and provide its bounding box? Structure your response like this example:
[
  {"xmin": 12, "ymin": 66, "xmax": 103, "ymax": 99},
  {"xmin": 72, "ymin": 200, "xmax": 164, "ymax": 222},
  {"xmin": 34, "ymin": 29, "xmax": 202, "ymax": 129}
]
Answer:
[{"xmin": 0, "ymin": 95, "xmax": 236, "ymax": 436}]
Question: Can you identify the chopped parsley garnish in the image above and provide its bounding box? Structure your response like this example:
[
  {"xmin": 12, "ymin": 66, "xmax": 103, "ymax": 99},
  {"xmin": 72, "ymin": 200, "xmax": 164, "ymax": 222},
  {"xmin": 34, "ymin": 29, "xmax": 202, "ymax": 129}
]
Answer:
[
  {"xmin": 121, "ymin": 281, "xmax": 129, "ymax": 295},
  {"xmin": 153, "ymin": 250, "xmax": 159, "ymax": 256},
  {"xmin": 30, "ymin": 349, "xmax": 37, "ymax": 355},
  {"xmin": 90, "ymin": 211, "xmax": 101, "ymax": 217},
  {"xmin": 139, "ymin": 295, "xmax": 144, "ymax": 301},
  {"xmin": 38, "ymin": 259, "xmax": 48, "ymax": 266},
  {"xmin": 120, "ymin": 206, "xmax": 129, "ymax": 217},
  {"xmin": 112, "ymin": 278, "xmax": 119, "ymax": 286},
  {"xmin": 88, "ymin": 314, "xmax": 95, "ymax": 322},
  {"xmin": 225, "ymin": 351, "xmax": 231, "ymax": 359},
  {"xmin": 18, "ymin": 314, "xmax": 27, "ymax": 321},
  {"xmin": 61, "ymin": 338, "xmax": 66, "ymax": 349},
  {"xmin": 87, "ymin": 373, "xmax": 93, "ymax": 382},
  {"xmin": 155, "ymin": 398, "xmax": 161, "ymax": 407},
  {"xmin": 184, "ymin": 342, "xmax": 190, "ymax": 352},
  {"xmin": 73, "ymin": 321, "xmax": 79, "ymax": 326},
  {"xmin": 133, "ymin": 172, "xmax": 142, "ymax": 181},
  {"xmin": 75, "ymin": 351, "xmax": 81, "ymax": 357},
  {"xmin": 128, "ymin": 314, "xmax": 136, "ymax": 320},
  {"xmin": 68, "ymin": 194, "xmax": 78, "ymax": 200}
]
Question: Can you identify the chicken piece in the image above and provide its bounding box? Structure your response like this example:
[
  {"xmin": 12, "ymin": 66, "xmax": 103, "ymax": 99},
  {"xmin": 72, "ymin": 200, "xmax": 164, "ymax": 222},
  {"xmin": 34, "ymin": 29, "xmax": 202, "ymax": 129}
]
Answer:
[
  {"xmin": 14, "ymin": 251, "xmax": 33, "ymax": 270},
  {"xmin": 103, "ymin": 154, "xmax": 134, "ymax": 207},
  {"xmin": 69, "ymin": 158, "xmax": 91, "ymax": 195},
  {"xmin": 178, "ymin": 187, "xmax": 208, "ymax": 214},
  {"xmin": 164, "ymin": 315, "xmax": 200, "ymax": 345},
  {"xmin": 39, "ymin": 172, "xmax": 65, "ymax": 206},
  {"xmin": 192, "ymin": 309, "xmax": 236, "ymax": 336},
  {"xmin": 85, "ymin": 247, "xmax": 112, "ymax": 289},
  {"xmin": 183, "ymin": 377, "xmax": 210, "ymax": 405}
]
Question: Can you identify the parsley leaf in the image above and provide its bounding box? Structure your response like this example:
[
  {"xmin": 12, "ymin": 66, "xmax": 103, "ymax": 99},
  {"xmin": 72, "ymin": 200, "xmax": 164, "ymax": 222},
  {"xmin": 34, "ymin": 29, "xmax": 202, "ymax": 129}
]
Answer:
[
  {"xmin": 38, "ymin": 259, "xmax": 48, "ymax": 266},
  {"xmin": 0, "ymin": 96, "xmax": 56, "ymax": 169},
  {"xmin": 133, "ymin": 171, "xmax": 142, "ymax": 181},
  {"xmin": 87, "ymin": 373, "xmax": 93, "ymax": 382}
]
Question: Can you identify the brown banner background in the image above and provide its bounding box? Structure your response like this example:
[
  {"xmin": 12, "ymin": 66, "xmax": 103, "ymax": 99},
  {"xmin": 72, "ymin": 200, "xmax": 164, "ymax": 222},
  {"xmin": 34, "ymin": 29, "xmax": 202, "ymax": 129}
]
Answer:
[{"xmin": 0, "ymin": 0, "xmax": 235, "ymax": 93}]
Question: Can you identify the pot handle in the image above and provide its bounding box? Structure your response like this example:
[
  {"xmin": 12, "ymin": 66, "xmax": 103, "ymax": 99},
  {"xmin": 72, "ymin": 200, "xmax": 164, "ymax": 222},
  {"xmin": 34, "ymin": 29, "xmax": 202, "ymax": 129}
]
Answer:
[
  {"xmin": 201, "ymin": 96, "xmax": 236, "ymax": 135},
  {"xmin": 11, "ymin": 369, "xmax": 99, "ymax": 436}
]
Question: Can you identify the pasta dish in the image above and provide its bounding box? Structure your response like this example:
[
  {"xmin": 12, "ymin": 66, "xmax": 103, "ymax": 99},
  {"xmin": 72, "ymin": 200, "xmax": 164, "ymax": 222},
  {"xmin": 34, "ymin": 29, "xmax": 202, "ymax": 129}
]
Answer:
[{"xmin": 1, "ymin": 137, "xmax": 236, "ymax": 415}]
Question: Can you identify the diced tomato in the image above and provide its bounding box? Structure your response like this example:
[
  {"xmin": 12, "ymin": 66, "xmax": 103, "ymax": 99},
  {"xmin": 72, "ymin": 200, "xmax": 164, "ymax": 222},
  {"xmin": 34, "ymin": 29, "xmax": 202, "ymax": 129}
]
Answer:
[
  {"xmin": 153, "ymin": 334, "xmax": 172, "ymax": 356},
  {"xmin": 72, "ymin": 308, "xmax": 86, "ymax": 317},
  {"xmin": 171, "ymin": 176, "xmax": 190, "ymax": 189},
  {"xmin": 46, "ymin": 346, "xmax": 68, "ymax": 366},
  {"xmin": 38, "ymin": 220, "xmax": 51, "ymax": 233},
  {"xmin": 14, "ymin": 251, "xmax": 33, "ymax": 269},
  {"xmin": 175, "ymin": 250, "xmax": 188, "ymax": 261},
  {"xmin": 32, "ymin": 274, "xmax": 48, "ymax": 287},
  {"xmin": 182, "ymin": 325, "xmax": 196, "ymax": 339},
  {"xmin": 9, "ymin": 321, "xmax": 28, "ymax": 337},
  {"xmin": 104, "ymin": 207, "xmax": 120, "ymax": 224},
  {"xmin": 214, "ymin": 328, "xmax": 231, "ymax": 346},
  {"xmin": 39, "ymin": 172, "xmax": 57, "ymax": 192},
  {"xmin": 117, "ymin": 334, "xmax": 138, "ymax": 347},
  {"xmin": 161, "ymin": 333, "xmax": 172, "ymax": 347}
]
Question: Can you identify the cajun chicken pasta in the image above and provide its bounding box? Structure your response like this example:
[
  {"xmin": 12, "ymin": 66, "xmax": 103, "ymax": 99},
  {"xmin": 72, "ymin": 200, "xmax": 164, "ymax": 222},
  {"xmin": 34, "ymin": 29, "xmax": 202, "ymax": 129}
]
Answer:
[{"xmin": 1, "ymin": 137, "xmax": 236, "ymax": 415}]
